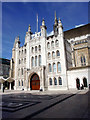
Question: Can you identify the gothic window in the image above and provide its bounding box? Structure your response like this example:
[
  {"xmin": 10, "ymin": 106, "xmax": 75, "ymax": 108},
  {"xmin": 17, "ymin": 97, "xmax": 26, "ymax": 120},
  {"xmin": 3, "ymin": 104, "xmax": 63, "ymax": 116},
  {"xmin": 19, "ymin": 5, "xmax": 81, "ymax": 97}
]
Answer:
[
  {"xmin": 81, "ymin": 55, "xmax": 86, "ymax": 66},
  {"xmin": 39, "ymin": 55, "xmax": 41, "ymax": 66},
  {"xmin": 35, "ymin": 46, "xmax": 37, "ymax": 52},
  {"xmin": 51, "ymin": 41, "xmax": 54, "ymax": 48},
  {"xmin": 52, "ymin": 51, "xmax": 55, "ymax": 58},
  {"xmin": 22, "ymin": 59, "xmax": 23, "ymax": 64},
  {"xmin": 58, "ymin": 77, "xmax": 62, "ymax": 85},
  {"xmin": 56, "ymin": 50, "xmax": 60, "ymax": 57},
  {"xmin": 57, "ymin": 62, "xmax": 61, "ymax": 72},
  {"xmin": 49, "ymin": 63, "xmax": 52, "ymax": 72},
  {"xmin": 81, "ymin": 56, "xmax": 83, "ymax": 64},
  {"xmin": 22, "ymin": 50, "xmax": 23, "ymax": 54},
  {"xmin": 83, "ymin": 56, "xmax": 86, "ymax": 65},
  {"xmin": 39, "ymin": 45, "xmax": 41, "ymax": 52},
  {"xmin": 19, "ymin": 81, "xmax": 20, "ymax": 86},
  {"xmin": 49, "ymin": 78, "xmax": 52, "ymax": 85},
  {"xmin": 55, "ymin": 40, "xmax": 59, "ymax": 47},
  {"xmin": 21, "ymin": 68, "xmax": 23, "ymax": 75},
  {"xmin": 22, "ymin": 80, "xmax": 23, "ymax": 86},
  {"xmin": 32, "ymin": 57, "xmax": 34, "ymax": 67},
  {"xmin": 25, "ymin": 49, "xmax": 26, "ymax": 54},
  {"xmin": 48, "ymin": 52, "xmax": 51, "ymax": 59},
  {"xmin": 32, "ymin": 47, "xmax": 34, "ymax": 53},
  {"xmin": 54, "ymin": 78, "xmax": 57, "ymax": 85},
  {"xmin": 53, "ymin": 63, "xmax": 56, "ymax": 72},
  {"xmin": 47, "ymin": 42, "xmax": 50, "ymax": 49},
  {"xmin": 35, "ymin": 56, "xmax": 37, "ymax": 66},
  {"xmin": 19, "ymin": 51, "xmax": 20, "ymax": 55},
  {"xmin": 19, "ymin": 59, "xmax": 20, "ymax": 64}
]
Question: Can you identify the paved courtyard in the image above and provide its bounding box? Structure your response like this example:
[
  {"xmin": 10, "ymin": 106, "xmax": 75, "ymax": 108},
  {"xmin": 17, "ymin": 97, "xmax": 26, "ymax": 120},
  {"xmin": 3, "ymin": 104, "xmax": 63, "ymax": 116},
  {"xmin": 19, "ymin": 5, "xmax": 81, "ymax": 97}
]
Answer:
[{"xmin": 0, "ymin": 89, "xmax": 89, "ymax": 119}]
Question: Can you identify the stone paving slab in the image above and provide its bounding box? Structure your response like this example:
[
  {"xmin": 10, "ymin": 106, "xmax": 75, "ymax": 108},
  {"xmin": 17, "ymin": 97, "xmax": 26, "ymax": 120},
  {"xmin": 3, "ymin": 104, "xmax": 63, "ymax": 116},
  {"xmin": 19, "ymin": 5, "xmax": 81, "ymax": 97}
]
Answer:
[
  {"xmin": 0, "ymin": 100, "xmax": 40, "ymax": 112},
  {"xmin": 3, "ymin": 93, "xmax": 78, "ymax": 119},
  {"xmin": 1, "ymin": 89, "xmax": 89, "ymax": 119},
  {"xmin": 32, "ymin": 91, "xmax": 88, "ymax": 118}
]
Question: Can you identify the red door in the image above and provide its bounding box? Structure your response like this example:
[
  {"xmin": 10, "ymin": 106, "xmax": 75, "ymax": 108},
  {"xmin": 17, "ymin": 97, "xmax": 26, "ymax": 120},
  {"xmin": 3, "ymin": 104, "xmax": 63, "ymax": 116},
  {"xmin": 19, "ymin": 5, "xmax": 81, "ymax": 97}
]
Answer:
[{"xmin": 31, "ymin": 74, "xmax": 40, "ymax": 90}]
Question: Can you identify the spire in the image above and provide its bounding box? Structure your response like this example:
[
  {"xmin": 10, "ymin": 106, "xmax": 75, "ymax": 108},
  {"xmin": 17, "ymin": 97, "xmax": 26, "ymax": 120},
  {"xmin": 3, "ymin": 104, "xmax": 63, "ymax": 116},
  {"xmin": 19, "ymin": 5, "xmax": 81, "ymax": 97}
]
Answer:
[
  {"xmin": 42, "ymin": 18, "xmax": 45, "ymax": 26},
  {"xmin": 13, "ymin": 36, "xmax": 20, "ymax": 48},
  {"xmin": 59, "ymin": 18, "xmax": 61, "ymax": 23},
  {"xmin": 58, "ymin": 17, "xmax": 63, "ymax": 28},
  {"xmin": 54, "ymin": 11, "xmax": 58, "ymax": 25},
  {"xmin": 17, "ymin": 36, "xmax": 20, "ymax": 41},
  {"xmin": 55, "ymin": 11, "xmax": 56, "ymax": 20},
  {"xmin": 28, "ymin": 24, "xmax": 31, "ymax": 32}
]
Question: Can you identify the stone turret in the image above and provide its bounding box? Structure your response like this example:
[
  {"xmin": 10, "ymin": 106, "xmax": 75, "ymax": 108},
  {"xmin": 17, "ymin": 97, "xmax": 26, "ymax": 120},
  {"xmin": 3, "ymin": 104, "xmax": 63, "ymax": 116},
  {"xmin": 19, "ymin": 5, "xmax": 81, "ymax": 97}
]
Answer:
[
  {"xmin": 53, "ymin": 11, "xmax": 58, "ymax": 37},
  {"xmin": 58, "ymin": 18, "xmax": 63, "ymax": 36},
  {"xmin": 25, "ymin": 24, "xmax": 32, "ymax": 43},
  {"xmin": 40, "ymin": 18, "xmax": 47, "ymax": 37},
  {"xmin": 13, "ymin": 36, "xmax": 20, "ymax": 48}
]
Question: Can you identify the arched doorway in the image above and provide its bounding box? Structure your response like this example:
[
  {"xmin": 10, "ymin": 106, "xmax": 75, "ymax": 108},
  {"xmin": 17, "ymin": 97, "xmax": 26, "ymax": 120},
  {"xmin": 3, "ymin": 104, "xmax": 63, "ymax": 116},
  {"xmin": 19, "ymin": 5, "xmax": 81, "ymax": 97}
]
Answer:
[
  {"xmin": 3, "ymin": 81, "xmax": 9, "ymax": 89},
  {"xmin": 76, "ymin": 78, "xmax": 80, "ymax": 90},
  {"xmin": 30, "ymin": 73, "xmax": 40, "ymax": 90},
  {"xmin": 11, "ymin": 81, "xmax": 15, "ymax": 90},
  {"xmin": 83, "ymin": 77, "xmax": 87, "ymax": 87}
]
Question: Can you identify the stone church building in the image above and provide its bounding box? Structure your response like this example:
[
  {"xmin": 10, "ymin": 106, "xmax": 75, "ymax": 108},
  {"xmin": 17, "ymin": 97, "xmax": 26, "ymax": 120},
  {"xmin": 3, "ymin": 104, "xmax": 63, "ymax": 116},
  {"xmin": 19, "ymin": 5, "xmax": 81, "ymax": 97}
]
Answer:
[{"xmin": 9, "ymin": 14, "xmax": 90, "ymax": 91}]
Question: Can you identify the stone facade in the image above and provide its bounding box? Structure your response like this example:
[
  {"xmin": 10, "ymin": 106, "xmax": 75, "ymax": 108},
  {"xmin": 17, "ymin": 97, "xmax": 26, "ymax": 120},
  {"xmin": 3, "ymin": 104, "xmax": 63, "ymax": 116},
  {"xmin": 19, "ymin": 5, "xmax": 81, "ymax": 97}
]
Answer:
[{"xmin": 10, "ymin": 15, "xmax": 90, "ymax": 91}]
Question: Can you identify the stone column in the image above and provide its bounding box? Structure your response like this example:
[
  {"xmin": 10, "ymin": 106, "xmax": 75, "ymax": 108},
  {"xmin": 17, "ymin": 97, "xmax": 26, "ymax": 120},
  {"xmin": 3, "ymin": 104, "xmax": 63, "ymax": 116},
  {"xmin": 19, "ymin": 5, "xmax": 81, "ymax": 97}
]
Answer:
[
  {"xmin": 1, "ymin": 83, "xmax": 3, "ymax": 92},
  {"xmin": 9, "ymin": 83, "xmax": 11, "ymax": 90},
  {"xmin": 26, "ymin": 71, "xmax": 28, "ymax": 91}
]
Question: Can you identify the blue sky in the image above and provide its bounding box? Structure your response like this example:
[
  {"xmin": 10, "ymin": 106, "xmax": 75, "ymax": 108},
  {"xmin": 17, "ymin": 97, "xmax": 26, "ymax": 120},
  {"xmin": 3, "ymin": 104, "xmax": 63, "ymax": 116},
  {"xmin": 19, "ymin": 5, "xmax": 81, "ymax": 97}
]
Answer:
[{"xmin": 2, "ymin": 2, "xmax": 88, "ymax": 60}]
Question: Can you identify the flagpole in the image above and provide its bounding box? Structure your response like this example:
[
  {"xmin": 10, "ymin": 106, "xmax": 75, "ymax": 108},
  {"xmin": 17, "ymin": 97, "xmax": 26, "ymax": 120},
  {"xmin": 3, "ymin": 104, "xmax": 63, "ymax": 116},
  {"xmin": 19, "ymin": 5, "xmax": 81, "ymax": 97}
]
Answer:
[{"xmin": 37, "ymin": 14, "xmax": 38, "ymax": 33}]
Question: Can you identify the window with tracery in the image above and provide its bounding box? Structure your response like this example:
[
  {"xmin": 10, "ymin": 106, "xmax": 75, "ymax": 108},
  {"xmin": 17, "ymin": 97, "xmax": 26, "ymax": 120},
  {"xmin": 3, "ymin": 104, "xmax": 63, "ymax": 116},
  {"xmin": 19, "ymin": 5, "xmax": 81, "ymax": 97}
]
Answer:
[
  {"xmin": 49, "ymin": 78, "xmax": 52, "ymax": 85},
  {"xmin": 54, "ymin": 78, "xmax": 57, "ymax": 85}
]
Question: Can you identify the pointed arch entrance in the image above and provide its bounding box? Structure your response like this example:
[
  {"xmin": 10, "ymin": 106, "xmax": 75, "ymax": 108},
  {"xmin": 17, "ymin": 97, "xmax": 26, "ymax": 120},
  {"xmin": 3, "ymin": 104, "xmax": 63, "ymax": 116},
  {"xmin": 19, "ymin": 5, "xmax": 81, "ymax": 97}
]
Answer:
[
  {"xmin": 30, "ymin": 73, "xmax": 40, "ymax": 90},
  {"xmin": 76, "ymin": 78, "xmax": 80, "ymax": 90},
  {"xmin": 83, "ymin": 77, "xmax": 87, "ymax": 87}
]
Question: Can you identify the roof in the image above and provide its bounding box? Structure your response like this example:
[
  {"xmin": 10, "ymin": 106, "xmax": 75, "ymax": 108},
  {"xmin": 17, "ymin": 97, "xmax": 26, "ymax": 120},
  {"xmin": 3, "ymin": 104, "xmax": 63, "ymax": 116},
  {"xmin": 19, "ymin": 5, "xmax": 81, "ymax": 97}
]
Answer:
[
  {"xmin": 64, "ymin": 23, "xmax": 90, "ymax": 40},
  {"xmin": 0, "ymin": 58, "xmax": 10, "ymax": 65},
  {"xmin": 47, "ymin": 23, "xmax": 90, "ymax": 40}
]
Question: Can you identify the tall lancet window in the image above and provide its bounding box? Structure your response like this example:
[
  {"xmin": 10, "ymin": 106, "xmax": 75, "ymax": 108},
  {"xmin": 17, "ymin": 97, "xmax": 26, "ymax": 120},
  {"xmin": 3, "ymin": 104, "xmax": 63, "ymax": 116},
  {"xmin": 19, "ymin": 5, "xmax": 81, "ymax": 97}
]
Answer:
[
  {"xmin": 52, "ymin": 51, "xmax": 55, "ymax": 58},
  {"xmin": 21, "ymin": 68, "xmax": 23, "ymax": 75},
  {"xmin": 83, "ymin": 56, "xmax": 86, "ymax": 65},
  {"xmin": 56, "ymin": 50, "xmax": 60, "ymax": 57},
  {"xmin": 25, "ymin": 49, "xmax": 26, "ymax": 54},
  {"xmin": 49, "ymin": 78, "xmax": 52, "ymax": 85},
  {"xmin": 47, "ymin": 42, "xmax": 50, "ymax": 49},
  {"xmin": 48, "ymin": 52, "xmax": 51, "ymax": 59},
  {"xmin": 39, "ymin": 45, "xmax": 41, "ymax": 52},
  {"xmin": 39, "ymin": 55, "xmax": 41, "ymax": 66},
  {"xmin": 57, "ymin": 62, "xmax": 61, "ymax": 72},
  {"xmin": 32, "ymin": 57, "xmax": 34, "ymax": 67},
  {"xmin": 32, "ymin": 47, "xmax": 34, "ymax": 53},
  {"xmin": 54, "ymin": 78, "xmax": 57, "ymax": 85},
  {"xmin": 58, "ymin": 77, "xmax": 62, "ymax": 85},
  {"xmin": 35, "ymin": 46, "xmax": 37, "ymax": 52},
  {"xmin": 35, "ymin": 56, "xmax": 37, "ymax": 66},
  {"xmin": 19, "ymin": 81, "xmax": 20, "ymax": 86},
  {"xmin": 81, "ymin": 56, "xmax": 83, "ymax": 65},
  {"xmin": 53, "ymin": 63, "xmax": 56, "ymax": 72},
  {"xmin": 81, "ymin": 55, "xmax": 86, "ymax": 66},
  {"xmin": 49, "ymin": 63, "xmax": 52, "ymax": 72},
  {"xmin": 55, "ymin": 40, "xmax": 59, "ymax": 47},
  {"xmin": 51, "ymin": 41, "xmax": 54, "ymax": 48}
]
